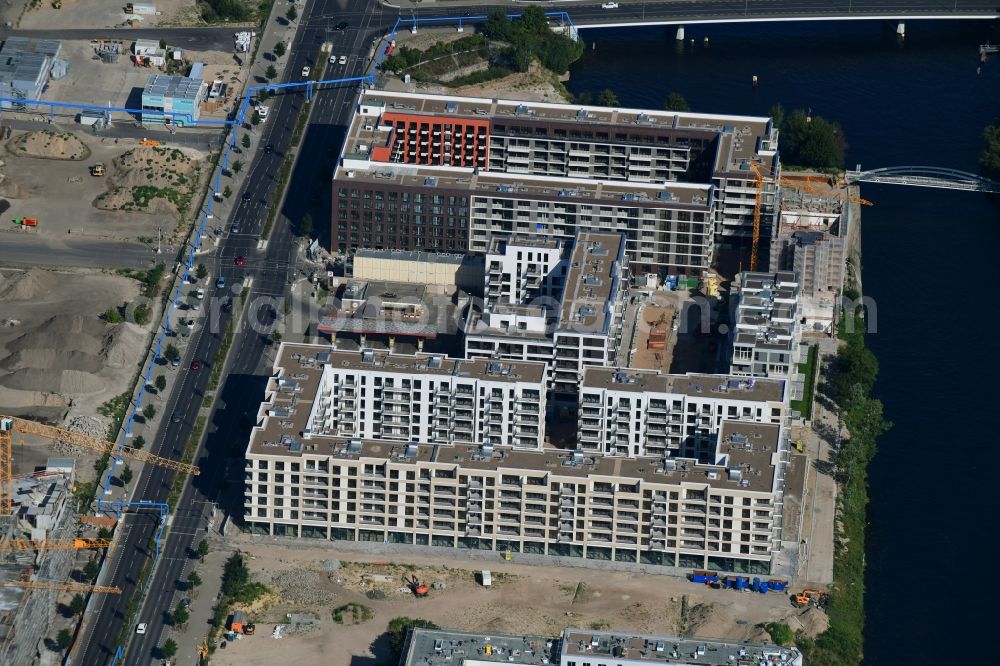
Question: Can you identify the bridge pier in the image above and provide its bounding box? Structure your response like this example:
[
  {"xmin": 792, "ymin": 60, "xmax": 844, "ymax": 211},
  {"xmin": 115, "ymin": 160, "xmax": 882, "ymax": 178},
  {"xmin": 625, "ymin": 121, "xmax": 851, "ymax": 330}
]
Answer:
[
  {"xmin": 896, "ymin": 22, "xmax": 905, "ymax": 38},
  {"xmin": 675, "ymin": 26, "xmax": 685, "ymax": 41}
]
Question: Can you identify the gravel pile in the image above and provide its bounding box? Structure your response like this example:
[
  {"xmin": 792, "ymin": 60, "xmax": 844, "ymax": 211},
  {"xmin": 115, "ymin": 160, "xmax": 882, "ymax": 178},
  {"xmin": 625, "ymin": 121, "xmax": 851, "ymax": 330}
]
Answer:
[{"xmin": 265, "ymin": 569, "xmax": 337, "ymax": 606}]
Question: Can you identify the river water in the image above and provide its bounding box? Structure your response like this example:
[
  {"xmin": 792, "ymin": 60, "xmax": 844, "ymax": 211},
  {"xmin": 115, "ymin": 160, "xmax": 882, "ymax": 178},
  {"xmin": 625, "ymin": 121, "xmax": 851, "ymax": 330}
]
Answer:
[{"xmin": 568, "ymin": 19, "xmax": 1000, "ymax": 664}]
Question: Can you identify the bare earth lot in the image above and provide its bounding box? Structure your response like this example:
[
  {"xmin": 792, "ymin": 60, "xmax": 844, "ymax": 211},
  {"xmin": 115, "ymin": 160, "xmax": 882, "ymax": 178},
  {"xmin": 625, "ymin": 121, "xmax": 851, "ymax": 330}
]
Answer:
[
  {"xmin": 213, "ymin": 544, "xmax": 827, "ymax": 666},
  {"xmin": 0, "ymin": 267, "xmax": 149, "ymax": 423},
  {"xmin": 19, "ymin": 0, "xmax": 197, "ymax": 30}
]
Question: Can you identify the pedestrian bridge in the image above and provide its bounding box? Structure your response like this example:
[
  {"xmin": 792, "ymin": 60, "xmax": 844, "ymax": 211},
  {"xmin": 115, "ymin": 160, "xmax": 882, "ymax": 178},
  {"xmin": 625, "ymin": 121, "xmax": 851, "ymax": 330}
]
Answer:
[{"xmin": 845, "ymin": 167, "xmax": 1000, "ymax": 193}]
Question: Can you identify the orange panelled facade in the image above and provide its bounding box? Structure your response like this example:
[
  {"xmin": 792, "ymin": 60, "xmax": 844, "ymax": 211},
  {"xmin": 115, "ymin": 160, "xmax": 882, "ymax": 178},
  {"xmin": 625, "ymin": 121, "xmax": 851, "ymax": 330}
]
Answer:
[{"xmin": 370, "ymin": 112, "xmax": 490, "ymax": 168}]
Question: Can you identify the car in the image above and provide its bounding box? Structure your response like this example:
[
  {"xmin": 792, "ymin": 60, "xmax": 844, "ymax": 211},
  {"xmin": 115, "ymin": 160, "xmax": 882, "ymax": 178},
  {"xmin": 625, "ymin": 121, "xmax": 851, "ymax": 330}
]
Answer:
[
  {"xmin": 190, "ymin": 360, "xmax": 203, "ymax": 371},
  {"xmin": 602, "ymin": 2, "xmax": 619, "ymax": 7},
  {"xmin": 231, "ymin": 222, "xmax": 241, "ymax": 233},
  {"xmin": 235, "ymin": 256, "xmax": 247, "ymax": 266},
  {"xmin": 135, "ymin": 623, "xmax": 147, "ymax": 635},
  {"xmin": 256, "ymin": 105, "xmax": 269, "ymax": 120},
  {"xmin": 334, "ymin": 21, "xmax": 348, "ymax": 31},
  {"xmin": 328, "ymin": 54, "xmax": 337, "ymax": 64},
  {"xmin": 301, "ymin": 65, "xmax": 311, "ymax": 77},
  {"xmin": 339, "ymin": 55, "xmax": 347, "ymax": 65},
  {"xmin": 264, "ymin": 144, "xmax": 274, "ymax": 154},
  {"xmin": 170, "ymin": 357, "xmax": 181, "ymax": 367},
  {"xmin": 171, "ymin": 412, "xmax": 182, "ymax": 423},
  {"xmin": 241, "ymin": 191, "xmax": 251, "ymax": 202},
  {"xmin": 195, "ymin": 287, "xmax": 205, "ymax": 299},
  {"xmin": 216, "ymin": 276, "xmax": 226, "ymax": 289}
]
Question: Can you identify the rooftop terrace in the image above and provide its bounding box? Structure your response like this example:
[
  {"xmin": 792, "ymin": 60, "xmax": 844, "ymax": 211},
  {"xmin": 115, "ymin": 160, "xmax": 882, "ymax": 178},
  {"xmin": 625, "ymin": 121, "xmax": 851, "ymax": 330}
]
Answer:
[{"xmin": 582, "ymin": 367, "xmax": 786, "ymax": 403}]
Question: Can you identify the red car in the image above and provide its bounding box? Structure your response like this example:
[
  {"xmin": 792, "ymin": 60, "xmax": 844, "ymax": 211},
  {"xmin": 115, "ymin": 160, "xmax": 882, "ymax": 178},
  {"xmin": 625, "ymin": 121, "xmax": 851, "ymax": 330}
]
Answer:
[
  {"xmin": 190, "ymin": 360, "xmax": 203, "ymax": 371},
  {"xmin": 234, "ymin": 256, "xmax": 247, "ymax": 266}
]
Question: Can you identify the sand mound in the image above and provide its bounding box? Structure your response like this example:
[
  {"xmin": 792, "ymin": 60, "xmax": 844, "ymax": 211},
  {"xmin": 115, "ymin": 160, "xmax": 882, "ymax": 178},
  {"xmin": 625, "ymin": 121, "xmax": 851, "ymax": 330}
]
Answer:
[
  {"xmin": 95, "ymin": 146, "xmax": 202, "ymax": 217},
  {"xmin": 1, "ymin": 368, "xmax": 105, "ymax": 394},
  {"xmin": 102, "ymin": 322, "xmax": 146, "ymax": 369},
  {"xmin": 6, "ymin": 315, "xmax": 106, "ymax": 355},
  {"xmin": 0, "ymin": 268, "xmax": 58, "ymax": 301},
  {"xmin": 0, "ymin": 348, "xmax": 104, "ymax": 374},
  {"xmin": 8, "ymin": 130, "xmax": 90, "ymax": 161}
]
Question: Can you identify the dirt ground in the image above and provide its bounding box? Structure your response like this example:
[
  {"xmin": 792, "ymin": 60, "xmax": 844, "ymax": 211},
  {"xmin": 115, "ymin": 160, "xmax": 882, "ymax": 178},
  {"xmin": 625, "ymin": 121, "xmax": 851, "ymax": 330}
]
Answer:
[
  {"xmin": 19, "ymin": 0, "xmax": 197, "ymax": 30},
  {"xmin": 0, "ymin": 129, "xmax": 208, "ymax": 242},
  {"xmin": 0, "ymin": 267, "xmax": 150, "ymax": 424},
  {"xmin": 631, "ymin": 302, "xmax": 678, "ymax": 372},
  {"xmin": 214, "ymin": 544, "xmax": 827, "ymax": 666}
]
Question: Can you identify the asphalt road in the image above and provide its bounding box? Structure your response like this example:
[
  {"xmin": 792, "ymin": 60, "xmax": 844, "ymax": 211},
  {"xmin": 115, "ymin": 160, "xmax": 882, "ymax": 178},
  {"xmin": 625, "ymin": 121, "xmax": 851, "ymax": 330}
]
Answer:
[{"xmin": 0, "ymin": 234, "xmax": 162, "ymax": 269}]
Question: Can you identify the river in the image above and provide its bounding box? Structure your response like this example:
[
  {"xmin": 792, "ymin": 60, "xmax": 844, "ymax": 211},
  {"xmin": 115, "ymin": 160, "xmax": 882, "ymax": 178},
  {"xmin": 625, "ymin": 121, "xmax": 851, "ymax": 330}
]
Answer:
[{"xmin": 567, "ymin": 19, "xmax": 1000, "ymax": 664}]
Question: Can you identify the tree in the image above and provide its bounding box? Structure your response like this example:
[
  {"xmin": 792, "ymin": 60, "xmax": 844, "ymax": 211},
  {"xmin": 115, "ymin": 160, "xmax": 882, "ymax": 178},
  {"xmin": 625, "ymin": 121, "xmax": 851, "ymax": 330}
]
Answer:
[
  {"xmin": 286, "ymin": 5, "xmax": 298, "ymax": 22},
  {"xmin": 164, "ymin": 344, "xmax": 180, "ymax": 362},
  {"xmin": 300, "ymin": 213, "xmax": 314, "ymax": 237},
  {"xmin": 173, "ymin": 601, "xmax": 190, "ymax": 628},
  {"xmin": 222, "ymin": 553, "xmax": 250, "ymax": 597},
  {"xmin": 484, "ymin": 10, "xmax": 511, "ymax": 40},
  {"xmin": 83, "ymin": 558, "xmax": 100, "ymax": 582},
  {"xmin": 55, "ymin": 628, "xmax": 73, "ymax": 651},
  {"xmin": 664, "ymin": 92, "xmax": 690, "ymax": 112},
  {"xmin": 102, "ymin": 307, "xmax": 124, "ymax": 323},
  {"xmin": 772, "ymin": 106, "xmax": 845, "ymax": 170},
  {"xmin": 196, "ymin": 263, "xmax": 208, "ymax": 280},
  {"xmin": 197, "ymin": 538, "xmax": 210, "ymax": 563},
  {"xmin": 97, "ymin": 527, "xmax": 113, "ymax": 540},
  {"xmin": 133, "ymin": 435, "xmax": 146, "ymax": 450},
  {"xmin": 120, "ymin": 464, "xmax": 133, "ymax": 486},
  {"xmin": 388, "ymin": 617, "xmax": 439, "ymax": 660},
  {"xmin": 132, "ymin": 303, "xmax": 150, "ymax": 326},
  {"xmin": 250, "ymin": 109, "xmax": 261, "ymax": 126},
  {"xmin": 575, "ymin": 91, "xmax": 593, "ymax": 106},
  {"xmin": 142, "ymin": 404, "xmax": 156, "ymax": 420},
  {"xmin": 155, "ymin": 375, "xmax": 167, "ymax": 392},
  {"xmin": 223, "ymin": 185, "xmax": 233, "ymax": 199},
  {"xmin": 762, "ymin": 622, "xmax": 795, "ymax": 646},
  {"xmin": 160, "ymin": 639, "xmax": 178, "ymax": 660},
  {"xmin": 69, "ymin": 593, "xmax": 86, "ymax": 617},
  {"xmin": 271, "ymin": 330, "xmax": 283, "ymax": 345},
  {"xmin": 232, "ymin": 160, "xmax": 243, "ymax": 174},
  {"xmin": 981, "ymin": 123, "xmax": 1000, "ymax": 180},
  {"xmin": 273, "ymin": 41, "xmax": 286, "ymax": 57},
  {"xmin": 597, "ymin": 89, "xmax": 620, "ymax": 107},
  {"xmin": 265, "ymin": 64, "xmax": 278, "ymax": 80},
  {"xmin": 187, "ymin": 570, "xmax": 202, "ymax": 593},
  {"xmin": 242, "ymin": 134, "xmax": 252, "ymax": 149},
  {"xmin": 258, "ymin": 89, "xmax": 270, "ymax": 103}
]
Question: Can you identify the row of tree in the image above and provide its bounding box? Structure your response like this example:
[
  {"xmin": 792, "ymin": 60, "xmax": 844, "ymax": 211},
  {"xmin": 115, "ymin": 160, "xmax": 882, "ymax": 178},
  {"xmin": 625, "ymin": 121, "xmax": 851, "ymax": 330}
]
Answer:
[{"xmin": 483, "ymin": 8, "xmax": 584, "ymax": 75}]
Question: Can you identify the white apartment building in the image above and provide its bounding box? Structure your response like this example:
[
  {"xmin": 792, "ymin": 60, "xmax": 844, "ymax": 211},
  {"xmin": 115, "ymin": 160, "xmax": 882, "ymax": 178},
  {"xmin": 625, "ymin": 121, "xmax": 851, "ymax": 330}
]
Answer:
[
  {"xmin": 578, "ymin": 368, "xmax": 787, "ymax": 460},
  {"xmin": 485, "ymin": 234, "xmax": 567, "ymax": 307},
  {"xmin": 293, "ymin": 347, "xmax": 547, "ymax": 450},
  {"xmin": 728, "ymin": 271, "xmax": 802, "ymax": 383},
  {"xmin": 465, "ymin": 231, "xmax": 628, "ymax": 397},
  {"xmin": 245, "ymin": 345, "xmax": 791, "ymax": 575}
]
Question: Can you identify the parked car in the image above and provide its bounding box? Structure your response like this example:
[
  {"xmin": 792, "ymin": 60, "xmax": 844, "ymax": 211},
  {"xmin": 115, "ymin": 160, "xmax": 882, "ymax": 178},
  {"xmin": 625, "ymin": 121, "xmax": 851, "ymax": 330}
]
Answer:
[
  {"xmin": 339, "ymin": 55, "xmax": 347, "ymax": 65},
  {"xmin": 301, "ymin": 65, "xmax": 311, "ymax": 77},
  {"xmin": 602, "ymin": 2, "xmax": 619, "ymax": 7}
]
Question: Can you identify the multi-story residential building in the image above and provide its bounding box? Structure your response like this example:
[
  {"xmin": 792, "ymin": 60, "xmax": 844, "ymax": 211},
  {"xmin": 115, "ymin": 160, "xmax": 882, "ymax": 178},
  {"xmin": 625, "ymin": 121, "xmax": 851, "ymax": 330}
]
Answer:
[
  {"xmin": 464, "ymin": 231, "xmax": 628, "ymax": 397},
  {"xmin": 245, "ymin": 344, "xmax": 793, "ymax": 574},
  {"xmin": 400, "ymin": 627, "xmax": 803, "ymax": 666},
  {"xmin": 728, "ymin": 271, "xmax": 802, "ymax": 383},
  {"xmin": 297, "ymin": 348, "xmax": 547, "ymax": 449},
  {"xmin": 578, "ymin": 367, "xmax": 787, "ymax": 460},
  {"xmin": 332, "ymin": 90, "xmax": 780, "ymax": 275},
  {"xmin": 769, "ymin": 191, "xmax": 850, "ymax": 298}
]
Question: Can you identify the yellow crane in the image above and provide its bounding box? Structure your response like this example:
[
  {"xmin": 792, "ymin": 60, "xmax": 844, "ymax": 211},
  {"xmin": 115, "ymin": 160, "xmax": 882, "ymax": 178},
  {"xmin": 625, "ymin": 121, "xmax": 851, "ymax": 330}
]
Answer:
[
  {"xmin": 747, "ymin": 161, "xmax": 772, "ymax": 272},
  {"xmin": 780, "ymin": 176, "xmax": 874, "ymax": 207},
  {"xmin": 0, "ymin": 580, "xmax": 122, "ymax": 594},
  {"xmin": 0, "ymin": 538, "xmax": 112, "ymax": 553},
  {"xmin": 0, "ymin": 415, "xmax": 200, "ymax": 516}
]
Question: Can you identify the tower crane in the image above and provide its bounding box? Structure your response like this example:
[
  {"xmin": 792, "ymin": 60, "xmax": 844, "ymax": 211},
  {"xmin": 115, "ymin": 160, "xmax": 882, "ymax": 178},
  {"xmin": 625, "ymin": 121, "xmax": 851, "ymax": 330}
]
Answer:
[
  {"xmin": 0, "ymin": 538, "xmax": 112, "ymax": 553},
  {"xmin": 746, "ymin": 162, "xmax": 874, "ymax": 271},
  {"xmin": 0, "ymin": 415, "xmax": 200, "ymax": 516},
  {"xmin": 0, "ymin": 580, "xmax": 122, "ymax": 594}
]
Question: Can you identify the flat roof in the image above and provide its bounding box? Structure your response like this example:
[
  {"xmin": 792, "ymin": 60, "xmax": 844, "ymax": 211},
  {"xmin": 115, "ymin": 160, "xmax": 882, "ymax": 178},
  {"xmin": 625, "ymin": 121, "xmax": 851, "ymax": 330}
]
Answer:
[
  {"xmin": 489, "ymin": 234, "xmax": 562, "ymax": 253},
  {"xmin": 143, "ymin": 74, "xmax": 203, "ymax": 100},
  {"xmin": 248, "ymin": 344, "xmax": 546, "ymax": 456},
  {"xmin": 357, "ymin": 89, "xmax": 776, "ymax": 173},
  {"xmin": 561, "ymin": 628, "xmax": 802, "ymax": 666},
  {"xmin": 557, "ymin": 231, "xmax": 624, "ymax": 336},
  {"xmin": 0, "ymin": 37, "xmax": 59, "ymax": 87},
  {"xmin": 335, "ymin": 162, "xmax": 714, "ymax": 209},
  {"xmin": 403, "ymin": 628, "xmax": 557, "ymax": 666},
  {"xmin": 354, "ymin": 248, "xmax": 467, "ymax": 265},
  {"xmin": 582, "ymin": 367, "xmax": 786, "ymax": 403}
]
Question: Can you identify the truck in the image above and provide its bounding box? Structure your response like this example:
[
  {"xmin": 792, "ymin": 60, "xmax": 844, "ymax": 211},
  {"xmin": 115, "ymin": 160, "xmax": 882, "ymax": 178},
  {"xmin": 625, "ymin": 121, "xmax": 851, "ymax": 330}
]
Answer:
[{"xmin": 229, "ymin": 610, "xmax": 247, "ymax": 634}]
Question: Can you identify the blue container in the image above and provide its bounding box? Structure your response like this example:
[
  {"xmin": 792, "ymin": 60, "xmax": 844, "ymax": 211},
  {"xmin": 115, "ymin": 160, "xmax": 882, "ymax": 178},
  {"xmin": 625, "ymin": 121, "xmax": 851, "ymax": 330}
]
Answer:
[
  {"xmin": 767, "ymin": 580, "xmax": 788, "ymax": 592},
  {"xmin": 752, "ymin": 577, "xmax": 761, "ymax": 592}
]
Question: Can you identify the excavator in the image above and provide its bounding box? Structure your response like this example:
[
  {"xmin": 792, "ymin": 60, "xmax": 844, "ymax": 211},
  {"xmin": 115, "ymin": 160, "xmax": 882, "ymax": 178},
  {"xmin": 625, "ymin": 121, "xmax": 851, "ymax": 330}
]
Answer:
[
  {"xmin": 407, "ymin": 574, "xmax": 428, "ymax": 598},
  {"xmin": 792, "ymin": 589, "xmax": 825, "ymax": 608}
]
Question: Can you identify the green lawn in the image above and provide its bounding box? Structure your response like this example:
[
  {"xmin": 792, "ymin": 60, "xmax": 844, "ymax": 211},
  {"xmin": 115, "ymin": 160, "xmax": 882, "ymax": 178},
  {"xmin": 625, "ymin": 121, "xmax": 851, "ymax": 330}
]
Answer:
[{"xmin": 790, "ymin": 344, "xmax": 818, "ymax": 418}]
